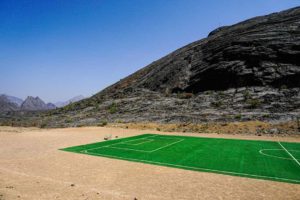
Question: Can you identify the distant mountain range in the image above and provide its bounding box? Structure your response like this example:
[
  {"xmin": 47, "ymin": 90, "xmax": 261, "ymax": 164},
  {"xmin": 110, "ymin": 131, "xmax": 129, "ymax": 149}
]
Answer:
[
  {"xmin": 0, "ymin": 95, "xmax": 20, "ymax": 112},
  {"xmin": 21, "ymin": 96, "xmax": 52, "ymax": 111},
  {"xmin": 4, "ymin": 95, "xmax": 23, "ymax": 106},
  {"xmin": 54, "ymin": 95, "xmax": 85, "ymax": 108},
  {"xmin": 0, "ymin": 94, "xmax": 85, "ymax": 112}
]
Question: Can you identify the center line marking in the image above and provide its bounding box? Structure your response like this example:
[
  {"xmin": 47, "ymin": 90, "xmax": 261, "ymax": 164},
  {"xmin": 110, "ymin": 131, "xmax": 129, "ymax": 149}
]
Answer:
[{"xmin": 278, "ymin": 141, "xmax": 300, "ymax": 167}]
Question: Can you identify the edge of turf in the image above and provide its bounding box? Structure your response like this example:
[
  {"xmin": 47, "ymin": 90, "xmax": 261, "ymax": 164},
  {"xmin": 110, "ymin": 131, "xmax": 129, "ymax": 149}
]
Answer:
[{"xmin": 60, "ymin": 134, "xmax": 300, "ymax": 185}]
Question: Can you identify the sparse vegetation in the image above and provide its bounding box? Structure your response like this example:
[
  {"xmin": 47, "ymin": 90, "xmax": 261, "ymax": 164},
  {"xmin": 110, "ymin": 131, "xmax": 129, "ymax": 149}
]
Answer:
[
  {"xmin": 217, "ymin": 91, "xmax": 225, "ymax": 97},
  {"xmin": 280, "ymin": 84, "xmax": 287, "ymax": 90},
  {"xmin": 110, "ymin": 120, "xmax": 300, "ymax": 134},
  {"xmin": 246, "ymin": 99, "xmax": 261, "ymax": 109},
  {"xmin": 97, "ymin": 120, "xmax": 108, "ymax": 127},
  {"xmin": 108, "ymin": 102, "xmax": 118, "ymax": 114},
  {"xmin": 177, "ymin": 92, "xmax": 194, "ymax": 99},
  {"xmin": 262, "ymin": 114, "xmax": 271, "ymax": 118},
  {"xmin": 39, "ymin": 123, "xmax": 47, "ymax": 128},
  {"xmin": 234, "ymin": 114, "xmax": 242, "ymax": 120},
  {"xmin": 211, "ymin": 100, "xmax": 223, "ymax": 108},
  {"xmin": 243, "ymin": 90, "xmax": 251, "ymax": 100},
  {"xmin": 65, "ymin": 118, "xmax": 72, "ymax": 123},
  {"xmin": 204, "ymin": 90, "xmax": 213, "ymax": 95}
]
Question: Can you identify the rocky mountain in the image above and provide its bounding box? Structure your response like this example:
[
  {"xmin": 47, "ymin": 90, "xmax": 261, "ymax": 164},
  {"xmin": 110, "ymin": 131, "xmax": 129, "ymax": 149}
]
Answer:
[
  {"xmin": 1, "ymin": 7, "xmax": 300, "ymax": 128},
  {"xmin": 0, "ymin": 94, "xmax": 57, "ymax": 112},
  {"xmin": 69, "ymin": 95, "xmax": 85, "ymax": 103},
  {"xmin": 0, "ymin": 94, "xmax": 23, "ymax": 106},
  {"xmin": 98, "ymin": 6, "xmax": 300, "ymax": 94},
  {"xmin": 46, "ymin": 103, "xmax": 57, "ymax": 110},
  {"xmin": 0, "ymin": 95, "xmax": 20, "ymax": 112},
  {"xmin": 21, "ymin": 96, "xmax": 55, "ymax": 111},
  {"xmin": 41, "ymin": 6, "xmax": 300, "ymax": 127},
  {"xmin": 55, "ymin": 95, "xmax": 85, "ymax": 108}
]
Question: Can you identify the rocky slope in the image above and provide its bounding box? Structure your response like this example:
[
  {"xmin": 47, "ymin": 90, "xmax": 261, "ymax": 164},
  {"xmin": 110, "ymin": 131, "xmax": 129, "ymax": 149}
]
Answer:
[
  {"xmin": 86, "ymin": 6, "xmax": 300, "ymax": 97},
  {"xmin": 1, "ymin": 7, "xmax": 300, "ymax": 128}
]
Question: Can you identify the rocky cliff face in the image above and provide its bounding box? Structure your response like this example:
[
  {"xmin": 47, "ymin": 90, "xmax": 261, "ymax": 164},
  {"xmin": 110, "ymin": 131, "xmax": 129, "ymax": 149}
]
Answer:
[
  {"xmin": 2, "ymin": 7, "xmax": 300, "ymax": 127},
  {"xmin": 93, "ymin": 7, "xmax": 300, "ymax": 96}
]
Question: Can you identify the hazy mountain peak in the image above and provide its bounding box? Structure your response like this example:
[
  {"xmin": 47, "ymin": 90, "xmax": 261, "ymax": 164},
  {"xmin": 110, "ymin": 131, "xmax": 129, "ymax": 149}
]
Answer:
[
  {"xmin": 0, "ymin": 95, "xmax": 20, "ymax": 112},
  {"xmin": 0, "ymin": 94, "xmax": 23, "ymax": 106},
  {"xmin": 21, "ymin": 96, "xmax": 49, "ymax": 111},
  {"xmin": 55, "ymin": 95, "xmax": 85, "ymax": 108},
  {"xmin": 46, "ymin": 103, "xmax": 56, "ymax": 110}
]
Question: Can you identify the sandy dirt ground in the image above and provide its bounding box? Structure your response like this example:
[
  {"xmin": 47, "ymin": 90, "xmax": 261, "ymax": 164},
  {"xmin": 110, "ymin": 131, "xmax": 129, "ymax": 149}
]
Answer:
[{"xmin": 0, "ymin": 126, "xmax": 299, "ymax": 200}]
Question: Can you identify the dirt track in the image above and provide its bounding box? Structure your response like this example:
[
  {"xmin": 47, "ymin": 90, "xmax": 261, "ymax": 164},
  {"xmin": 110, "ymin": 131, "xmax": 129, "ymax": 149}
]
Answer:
[{"xmin": 0, "ymin": 126, "xmax": 299, "ymax": 200}]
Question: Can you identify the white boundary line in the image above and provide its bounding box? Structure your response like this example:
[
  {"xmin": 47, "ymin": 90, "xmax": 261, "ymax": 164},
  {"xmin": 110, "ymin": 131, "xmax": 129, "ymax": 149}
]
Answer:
[
  {"xmin": 278, "ymin": 142, "xmax": 300, "ymax": 167},
  {"xmin": 259, "ymin": 149, "xmax": 300, "ymax": 161},
  {"xmin": 123, "ymin": 139, "xmax": 154, "ymax": 146},
  {"xmin": 83, "ymin": 135, "xmax": 184, "ymax": 153},
  {"xmin": 83, "ymin": 151, "xmax": 300, "ymax": 184},
  {"xmin": 105, "ymin": 146, "xmax": 153, "ymax": 153},
  {"xmin": 83, "ymin": 135, "xmax": 158, "ymax": 152},
  {"xmin": 73, "ymin": 134, "xmax": 300, "ymax": 184},
  {"xmin": 107, "ymin": 138, "xmax": 184, "ymax": 153}
]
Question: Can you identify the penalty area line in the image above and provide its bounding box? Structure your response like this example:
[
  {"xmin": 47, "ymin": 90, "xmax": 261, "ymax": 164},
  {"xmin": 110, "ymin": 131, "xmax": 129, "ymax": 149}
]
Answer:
[
  {"xmin": 82, "ymin": 135, "xmax": 159, "ymax": 152},
  {"xmin": 149, "ymin": 139, "xmax": 185, "ymax": 153}
]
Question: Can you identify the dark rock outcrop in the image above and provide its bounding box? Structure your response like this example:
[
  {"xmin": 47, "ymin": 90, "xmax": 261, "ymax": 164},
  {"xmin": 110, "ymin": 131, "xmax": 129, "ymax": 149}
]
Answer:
[{"xmin": 95, "ymin": 6, "xmax": 300, "ymax": 95}]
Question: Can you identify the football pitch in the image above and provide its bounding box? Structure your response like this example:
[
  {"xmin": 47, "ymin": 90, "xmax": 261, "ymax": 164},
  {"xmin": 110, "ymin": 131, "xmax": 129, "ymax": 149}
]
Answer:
[{"xmin": 61, "ymin": 134, "xmax": 300, "ymax": 184}]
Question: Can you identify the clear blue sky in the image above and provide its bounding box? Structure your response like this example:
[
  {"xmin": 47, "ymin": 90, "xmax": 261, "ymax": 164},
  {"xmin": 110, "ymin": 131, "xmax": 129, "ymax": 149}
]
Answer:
[{"xmin": 1, "ymin": 0, "xmax": 299, "ymax": 103}]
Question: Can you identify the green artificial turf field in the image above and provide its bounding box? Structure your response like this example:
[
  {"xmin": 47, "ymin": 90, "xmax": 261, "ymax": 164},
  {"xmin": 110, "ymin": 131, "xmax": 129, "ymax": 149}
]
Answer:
[{"xmin": 61, "ymin": 134, "xmax": 300, "ymax": 184}]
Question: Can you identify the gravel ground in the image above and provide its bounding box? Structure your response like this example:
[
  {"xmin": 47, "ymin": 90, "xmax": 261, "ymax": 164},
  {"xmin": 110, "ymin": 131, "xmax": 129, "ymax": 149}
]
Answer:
[{"xmin": 0, "ymin": 126, "xmax": 299, "ymax": 200}]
